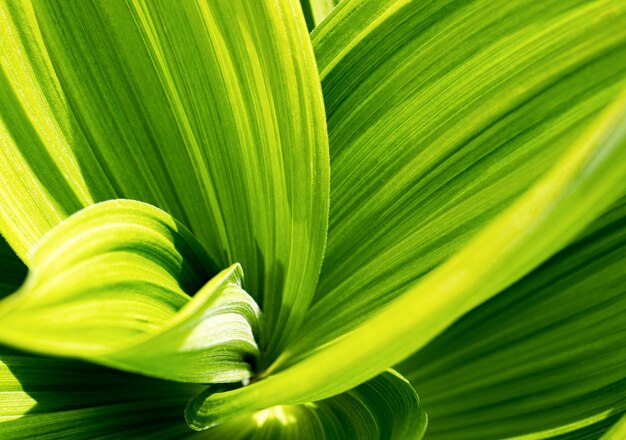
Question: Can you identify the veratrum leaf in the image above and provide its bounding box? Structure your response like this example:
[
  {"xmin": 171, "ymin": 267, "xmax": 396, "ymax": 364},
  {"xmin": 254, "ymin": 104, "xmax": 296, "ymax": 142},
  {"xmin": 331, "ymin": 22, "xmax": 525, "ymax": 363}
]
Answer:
[
  {"xmin": 180, "ymin": 88, "xmax": 626, "ymax": 427},
  {"xmin": 186, "ymin": 370, "xmax": 427, "ymax": 439},
  {"xmin": 0, "ymin": 200, "xmax": 260, "ymax": 384},
  {"xmin": 397, "ymin": 196, "xmax": 626, "ymax": 439},
  {"xmin": 0, "ymin": 346, "xmax": 206, "ymax": 439},
  {"xmin": 0, "ymin": 0, "xmax": 329, "ymax": 362},
  {"xmin": 292, "ymin": 0, "xmax": 626, "ymax": 356}
]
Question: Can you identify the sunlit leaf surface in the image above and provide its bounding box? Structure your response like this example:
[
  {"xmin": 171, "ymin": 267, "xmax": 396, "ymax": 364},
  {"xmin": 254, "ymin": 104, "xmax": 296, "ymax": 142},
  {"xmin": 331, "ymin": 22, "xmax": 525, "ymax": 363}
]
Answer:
[
  {"xmin": 0, "ymin": 200, "xmax": 260, "ymax": 384},
  {"xmin": 187, "ymin": 370, "xmax": 427, "ymax": 439},
  {"xmin": 295, "ymin": 0, "xmax": 626, "ymax": 355},
  {"xmin": 176, "ymin": 91, "xmax": 626, "ymax": 427},
  {"xmin": 0, "ymin": 0, "xmax": 625, "ymax": 438},
  {"xmin": 397, "ymin": 197, "xmax": 626, "ymax": 439},
  {"xmin": 0, "ymin": 0, "xmax": 329, "ymax": 363}
]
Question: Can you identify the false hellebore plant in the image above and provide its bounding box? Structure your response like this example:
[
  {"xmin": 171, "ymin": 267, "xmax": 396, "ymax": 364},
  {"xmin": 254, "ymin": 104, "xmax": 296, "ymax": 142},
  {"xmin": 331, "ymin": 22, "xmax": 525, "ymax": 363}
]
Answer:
[{"xmin": 1, "ymin": 0, "xmax": 626, "ymax": 438}]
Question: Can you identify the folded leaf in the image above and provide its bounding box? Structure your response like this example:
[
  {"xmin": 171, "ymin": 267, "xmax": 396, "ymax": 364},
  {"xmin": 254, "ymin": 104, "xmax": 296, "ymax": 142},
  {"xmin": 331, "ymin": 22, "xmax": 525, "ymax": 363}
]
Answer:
[
  {"xmin": 0, "ymin": 200, "xmax": 260, "ymax": 384},
  {"xmin": 170, "ymin": 84, "xmax": 626, "ymax": 427},
  {"xmin": 0, "ymin": 346, "xmax": 205, "ymax": 439},
  {"xmin": 293, "ymin": 0, "xmax": 626, "ymax": 355},
  {"xmin": 396, "ymin": 196, "xmax": 626, "ymax": 439},
  {"xmin": 187, "ymin": 370, "xmax": 427, "ymax": 438},
  {"xmin": 0, "ymin": 0, "xmax": 329, "ymax": 361}
]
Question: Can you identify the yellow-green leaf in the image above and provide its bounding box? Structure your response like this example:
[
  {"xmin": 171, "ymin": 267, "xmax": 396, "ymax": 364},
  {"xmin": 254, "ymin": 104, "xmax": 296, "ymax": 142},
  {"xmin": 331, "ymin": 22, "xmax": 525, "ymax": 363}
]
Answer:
[
  {"xmin": 397, "ymin": 196, "xmax": 626, "ymax": 439},
  {"xmin": 0, "ymin": 346, "xmax": 204, "ymax": 439},
  {"xmin": 0, "ymin": 0, "xmax": 329, "ymax": 362},
  {"xmin": 299, "ymin": 0, "xmax": 340, "ymax": 30},
  {"xmin": 0, "ymin": 200, "xmax": 260, "ymax": 384},
  {"xmin": 293, "ymin": 0, "xmax": 626, "ymax": 356},
  {"xmin": 184, "ymin": 87, "xmax": 626, "ymax": 427},
  {"xmin": 187, "ymin": 370, "xmax": 427, "ymax": 439}
]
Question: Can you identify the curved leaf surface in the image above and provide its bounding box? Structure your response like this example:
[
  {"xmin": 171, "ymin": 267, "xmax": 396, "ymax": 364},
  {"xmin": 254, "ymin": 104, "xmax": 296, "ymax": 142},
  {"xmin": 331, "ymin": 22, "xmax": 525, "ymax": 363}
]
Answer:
[
  {"xmin": 0, "ymin": 347, "xmax": 205, "ymax": 439},
  {"xmin": 294, "ymin": 0, "xmax": 626, "ymax": 355},
  {"xmin": 187, "ymin": 370, "xmax": 427, "ymax": 439},
  {"xmin": 300, "ymin": 0, "xmax": 340, "ymax": 30},
  {"xmin": 0, "ymin": 200, "xmax": 260, "ymax": 384},
  {"xmin": 397, "ymin": 197, "xmax": 626, "ymax": 439},
  {"xmin": 0, "ymin": 0, "xmax": 329, "ymax": 361},
  {"xmin": 176, "ymin": 89, "xmax": 626, "ymax": 426},
  {"xmin": 602, "ymin": 414, "xmax": 626, "ymax": 440}
]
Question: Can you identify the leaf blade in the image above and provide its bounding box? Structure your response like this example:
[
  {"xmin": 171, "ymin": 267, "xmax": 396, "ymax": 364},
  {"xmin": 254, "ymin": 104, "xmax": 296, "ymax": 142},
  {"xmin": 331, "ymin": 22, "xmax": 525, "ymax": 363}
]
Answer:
[
  {"xmin": 187, "ymin": 370, "xmax": 427, "ymax": 438},
  {"xmin": 294, "ymin": 0, "xmax": 626, "ymax": 355},
  {"xmin": 0, "ymin": 200, "xmax": 260, "ymax": 384},
  {"xmin": 299, "ymin": 0, "xmax": 340, "ymax": 30},
  {"xmin": 397, "ymin": 196, "xmax": 626, "ymax": 439},
  {"xmin": 0, "ymin": 346, "xmax": 204, "ymax": 439},
  {"xmin": 185, "ymin": 87, "xmax": 626, "ymax": 425},
  {"xmin": 0, "ymin": 0, "xmax": 329, "ymax": 361}
]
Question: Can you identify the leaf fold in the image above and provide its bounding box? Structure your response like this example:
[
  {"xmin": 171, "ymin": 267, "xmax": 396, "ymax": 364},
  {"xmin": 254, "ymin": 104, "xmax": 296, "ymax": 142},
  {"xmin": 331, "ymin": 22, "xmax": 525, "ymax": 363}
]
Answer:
[{"xmin": 0, "ymin": 200, "xmax": 260, "ymax": 384}]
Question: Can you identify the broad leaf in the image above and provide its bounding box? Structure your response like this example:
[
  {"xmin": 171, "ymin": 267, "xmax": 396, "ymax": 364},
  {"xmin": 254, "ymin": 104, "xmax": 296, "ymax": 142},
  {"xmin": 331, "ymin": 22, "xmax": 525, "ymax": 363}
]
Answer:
[
  {"xmin": 187, "ymin": 370, "xmax": 427, "ymax": 438},
  {"xmin": 175, "ymin": 89, "xmax": 626, "ymax": 426},
  {"xmin": 0, "ymin": 0, "xmax": 329, "ymax": 361},
  {"xmin": 0, "ymin": 200, "xmax": 260, "ymax": 384},
  {"xmin": 0, "ymin": 346, "xmax": 205, "ymax": 439},
  {"xmin": 396, "ymin": 197, "xmax": 626, "ymax": 439},
  {"xmin": 292, "ymin": 0, "xmax": 626, "ymax": 356}
]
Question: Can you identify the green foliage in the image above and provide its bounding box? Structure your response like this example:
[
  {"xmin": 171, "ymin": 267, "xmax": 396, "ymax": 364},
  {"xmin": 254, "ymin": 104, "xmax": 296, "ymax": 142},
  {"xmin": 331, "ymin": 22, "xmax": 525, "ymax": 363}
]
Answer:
[
  {"xmin": 0, "ymin": 0, "xmax": 625, "ymax": 438},
  {"xmin": 186, "ymin": 370, "xmax": 427, "ymax": 439}
]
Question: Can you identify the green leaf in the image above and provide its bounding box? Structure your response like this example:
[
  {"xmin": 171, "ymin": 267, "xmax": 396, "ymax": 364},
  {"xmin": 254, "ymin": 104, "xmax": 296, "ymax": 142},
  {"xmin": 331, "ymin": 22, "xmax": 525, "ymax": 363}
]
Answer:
[
  {"xmin": 0, "ymin": 0, "xmax": 329, "ymax": 361},
  {"xmin": 187, "ymin": 370, "xmax": 427, "ymax": 438},
  {"xmin": 185, "ymin": 87, "xmax": 626, "ymax": 426},
  {"xmin": 396, "ymin": 196, "xmax": 626, "ymax": 439},
  {"xmin": 292, "ymin": 0, "xmax": 626, "ymax": 356},
  {"xmin": 602, "ymin": 414, "xmax": 626, "ymax": 440},
  {"xmin": 299, "ymin": 0, "xmax": 340, "ymax": 31},
  {"xmin": 0, "ymin": 346, "xmax": 205, "ymax": 439},
  {"xmin": 0, "ymin": 237, "xmax": 26, "ymax": 299},
  {"xmin": 0, "ymin": 199, "xmax": 260, "ymax": 384}
]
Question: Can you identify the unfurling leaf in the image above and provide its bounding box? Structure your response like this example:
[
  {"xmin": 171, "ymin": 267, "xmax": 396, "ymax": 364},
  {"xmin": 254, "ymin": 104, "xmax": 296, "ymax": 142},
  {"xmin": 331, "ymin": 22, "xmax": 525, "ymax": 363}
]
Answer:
[
  {"xmin": 0, "ymin": 200, "xmax": 260, "ymax": 384},
  {"xmin": 186, "ymin": 370, "xmax": 427, "ymax": 439}
]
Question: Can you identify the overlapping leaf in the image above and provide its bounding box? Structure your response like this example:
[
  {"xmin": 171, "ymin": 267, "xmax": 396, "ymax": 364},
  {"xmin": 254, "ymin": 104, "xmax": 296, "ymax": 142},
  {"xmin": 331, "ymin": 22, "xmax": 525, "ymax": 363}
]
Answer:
[
  {"xmin": 182, "ymin": 89, "xmax": 626, "ymax": 426},
  {"xmin": 2, "ymin": 0, "xmax": 626, "ymax": 438},
  {"xmin": 0, "ymin": 0, "xmax": 329, "ymax": 362},
  {"xmin": 0, "ymin": 207, "xmax": 209, "ymax": 438},
  {"xmin": 0, "ymin": 346, "xmax": 206, "ymax": 439},
  {"xmin": 187, "ymin": 370, "xmax": 426, "ymax": 439},
  {"xmin": 291, "ymin": 0, "xmax": 626, "ymax": 356},
  {"xmin": 396, "ymin": 197, "xmax": 626, "ymax": 439},
  {"xmin": 0, "ymin": 200, "xmax": 260, "ymax": 384},
  {"xmin": 602, "ymin": 414, "xmax": 626, "ymax": 440}
]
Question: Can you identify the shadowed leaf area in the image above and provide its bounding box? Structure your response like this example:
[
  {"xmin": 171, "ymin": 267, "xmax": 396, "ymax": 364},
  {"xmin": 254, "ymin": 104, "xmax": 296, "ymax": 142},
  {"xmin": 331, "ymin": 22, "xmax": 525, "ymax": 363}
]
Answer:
[
  {"xmin": 0, "ymin": 0, "xmax": 626, "ymax": 438},
  {"xmin": 397, "ymin": 197, "xmax": 626, "ymax": 439}
]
